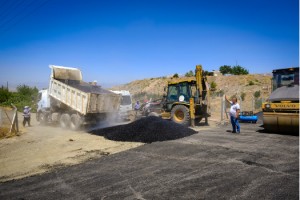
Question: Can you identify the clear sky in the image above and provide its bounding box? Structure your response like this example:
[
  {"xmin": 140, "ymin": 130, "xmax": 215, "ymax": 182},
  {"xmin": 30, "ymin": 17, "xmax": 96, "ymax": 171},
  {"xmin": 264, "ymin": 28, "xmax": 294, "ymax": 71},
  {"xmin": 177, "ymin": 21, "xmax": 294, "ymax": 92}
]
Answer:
[{"xmin": 0, "ymin": 0, "xmax": 298, "ymax": 89}]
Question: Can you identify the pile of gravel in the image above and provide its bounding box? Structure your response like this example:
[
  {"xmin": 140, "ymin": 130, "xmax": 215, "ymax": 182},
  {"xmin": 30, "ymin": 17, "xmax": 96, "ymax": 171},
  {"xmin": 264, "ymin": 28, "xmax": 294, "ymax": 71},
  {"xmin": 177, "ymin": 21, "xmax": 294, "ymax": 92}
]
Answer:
[{"xmin": 90, "ymin": 116, "xmax": 197, "ymax": 143}]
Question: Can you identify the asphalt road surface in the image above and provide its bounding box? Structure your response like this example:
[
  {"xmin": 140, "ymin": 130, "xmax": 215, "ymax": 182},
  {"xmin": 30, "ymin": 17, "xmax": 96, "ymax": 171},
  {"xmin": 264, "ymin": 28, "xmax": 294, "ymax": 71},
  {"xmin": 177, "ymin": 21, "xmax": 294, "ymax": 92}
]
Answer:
[{"xmin": 0, "ymin": 122, "xmax": 298, "ymax": 200}]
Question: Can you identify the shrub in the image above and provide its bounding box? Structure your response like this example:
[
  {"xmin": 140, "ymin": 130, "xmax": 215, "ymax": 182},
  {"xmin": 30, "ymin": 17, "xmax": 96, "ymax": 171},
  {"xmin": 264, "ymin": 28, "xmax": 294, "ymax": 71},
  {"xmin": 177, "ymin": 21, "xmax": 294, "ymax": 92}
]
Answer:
[
  {"xmin": 254, "ymin": 90, "xmax": 261, "ymax": 98},
  {"xmin": 248, "ymin": 81, "xmax": 254, "ymax": 86},
  {"xmin": 241, "ymin": 92, "xmax": 246, "ymax": 101},
  {"xmin": 210, "ymin": 81, "xmax": 217, "ymax": 91},
  {"xmin": 255, "ymin": 99, "xmax": 263, "ymax": 109}
]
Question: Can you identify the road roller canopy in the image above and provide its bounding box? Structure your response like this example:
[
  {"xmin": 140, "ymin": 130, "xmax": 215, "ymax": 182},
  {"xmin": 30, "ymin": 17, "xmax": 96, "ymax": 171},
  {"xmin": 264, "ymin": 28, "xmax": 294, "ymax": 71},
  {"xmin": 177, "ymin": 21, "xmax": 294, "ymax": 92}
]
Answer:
[{"xmin": 269, "ymin": 84, "xmax": 299, "ymax": 102}]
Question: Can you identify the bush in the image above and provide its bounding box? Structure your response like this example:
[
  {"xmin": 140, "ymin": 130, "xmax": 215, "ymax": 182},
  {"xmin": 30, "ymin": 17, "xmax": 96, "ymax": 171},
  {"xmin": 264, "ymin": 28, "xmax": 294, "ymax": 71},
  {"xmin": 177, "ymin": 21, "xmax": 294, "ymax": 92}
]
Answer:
[
  {"xmin": 214, "ymin": 89, "xmax": 224, "ymax": 97},
  {"xmin": 254, "ymin": 90, "xmax": 261, "ymax": 98},
  {"xmin": 241, "ymin": 92, "xmax": 246, "ymax": 101},
  {"xmin": 255, "ymin": 99, "xmax": 263, "ymax": 109},
  {"xmin": 173, "ymin": 73, "xmax": 179, "ymax": 78},
  {"xmin": 210, "ymin": 81, "xmax": 217, "ymax": 91},
  {"xmin": 248, "ymin": 81, "xmax": 254, "ymax": 86}
]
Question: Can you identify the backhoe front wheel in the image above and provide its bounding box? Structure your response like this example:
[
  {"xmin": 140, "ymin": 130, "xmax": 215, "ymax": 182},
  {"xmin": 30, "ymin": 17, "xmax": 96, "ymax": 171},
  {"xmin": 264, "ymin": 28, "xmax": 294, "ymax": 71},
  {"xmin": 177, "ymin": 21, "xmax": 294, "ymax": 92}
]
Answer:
[{"xmin": 171, "ymin": 105, "xmax": 190, "ymax": 126}]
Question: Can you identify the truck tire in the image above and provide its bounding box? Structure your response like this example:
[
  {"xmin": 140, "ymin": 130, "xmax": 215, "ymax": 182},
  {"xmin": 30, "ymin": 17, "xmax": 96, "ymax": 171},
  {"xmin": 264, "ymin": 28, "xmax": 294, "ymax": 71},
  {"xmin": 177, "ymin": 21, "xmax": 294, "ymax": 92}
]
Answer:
[
  {"xmin": 60, "ymin": 113, "xmax": 71, "ymax": 129},
  {"xmin": 171, "ymin": 105, "xmax": 190, "ymax": 126},
  {"xmin": 70, "ymin": 114, "xmax": 82, "ymax": 131},
  {"xmin": 38, "ymin": 112, "xmax": 47, "ymax": 125}
]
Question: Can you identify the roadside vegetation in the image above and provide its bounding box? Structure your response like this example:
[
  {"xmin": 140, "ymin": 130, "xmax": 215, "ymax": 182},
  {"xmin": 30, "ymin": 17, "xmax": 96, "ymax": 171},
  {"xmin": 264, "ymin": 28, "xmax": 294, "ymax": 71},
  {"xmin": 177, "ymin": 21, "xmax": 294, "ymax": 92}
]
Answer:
[
  {"xmin": 0, "ymin": 85, "xmax": 38, "ymax": 112},
  {"xmin": 219, "ymin": 65, "xmax": 249, "ymax": 75}
]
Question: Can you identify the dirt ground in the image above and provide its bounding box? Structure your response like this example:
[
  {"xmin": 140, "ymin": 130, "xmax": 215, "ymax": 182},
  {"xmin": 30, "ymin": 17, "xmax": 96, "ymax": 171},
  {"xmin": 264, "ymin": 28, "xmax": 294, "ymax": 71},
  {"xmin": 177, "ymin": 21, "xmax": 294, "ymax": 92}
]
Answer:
[
  {"xmin": 0, "ymin": 120, "xmax": 298, "ymax": 199},
  {"xmin": 0, "ymin": 112, "xmax": 298, "ymax": 199},
  {"xmin": 0, "ymin": 113, "xmax": 143, "ymax": 182}
]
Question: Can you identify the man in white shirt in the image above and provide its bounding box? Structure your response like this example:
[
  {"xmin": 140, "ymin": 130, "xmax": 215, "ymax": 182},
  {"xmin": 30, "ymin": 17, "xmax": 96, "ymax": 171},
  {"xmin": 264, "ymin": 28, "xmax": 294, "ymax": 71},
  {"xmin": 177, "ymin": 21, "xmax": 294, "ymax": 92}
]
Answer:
[{"xmin": 225, "ymin": 95, "xmax": 240, "ymax": 133}]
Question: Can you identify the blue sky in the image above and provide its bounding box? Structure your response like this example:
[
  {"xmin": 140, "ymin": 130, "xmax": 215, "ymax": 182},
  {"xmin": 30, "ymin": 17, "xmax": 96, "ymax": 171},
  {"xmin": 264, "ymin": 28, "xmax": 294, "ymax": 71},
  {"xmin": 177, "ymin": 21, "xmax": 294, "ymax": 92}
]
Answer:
[{"xmin": 0, "ymin": 0, "xmax": 298, "ymax": 89}]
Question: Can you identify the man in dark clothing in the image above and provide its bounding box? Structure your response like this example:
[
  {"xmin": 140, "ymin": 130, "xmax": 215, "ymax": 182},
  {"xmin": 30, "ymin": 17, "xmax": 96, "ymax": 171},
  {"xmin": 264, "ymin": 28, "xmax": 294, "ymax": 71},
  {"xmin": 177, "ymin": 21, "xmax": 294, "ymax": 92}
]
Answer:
[{"xmin": 23, "ymin": 106, "xmax": 31, "ymax": 127}]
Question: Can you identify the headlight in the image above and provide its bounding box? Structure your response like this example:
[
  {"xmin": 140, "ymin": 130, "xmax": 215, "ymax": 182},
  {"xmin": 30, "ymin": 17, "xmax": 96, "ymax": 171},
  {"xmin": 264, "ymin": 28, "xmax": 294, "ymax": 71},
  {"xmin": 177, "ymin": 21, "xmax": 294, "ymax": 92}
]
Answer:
[{"xmin": 265, "ymin": 104, "xmax": 270, "ymax": 109}]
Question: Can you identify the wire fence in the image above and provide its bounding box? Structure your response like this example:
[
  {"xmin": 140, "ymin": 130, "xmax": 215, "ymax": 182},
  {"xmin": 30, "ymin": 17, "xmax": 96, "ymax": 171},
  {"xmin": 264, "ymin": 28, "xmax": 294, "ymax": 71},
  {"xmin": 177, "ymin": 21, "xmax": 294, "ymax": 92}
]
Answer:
[
  {"xmin": 0, "ymin": 104, "xmax": 18, "ymax": 138},
  {"xmin": 209, "ymin": 92, "xmax": 265, "ymax": 123}
]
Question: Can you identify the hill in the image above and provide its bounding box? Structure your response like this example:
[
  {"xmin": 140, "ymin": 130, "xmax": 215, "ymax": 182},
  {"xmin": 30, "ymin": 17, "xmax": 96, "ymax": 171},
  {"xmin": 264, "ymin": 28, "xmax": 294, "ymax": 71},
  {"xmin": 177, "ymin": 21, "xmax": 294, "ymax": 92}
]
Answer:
[
  {"xmin": 111, "ymin": 74, "xmax": 271, "ymax": 101},
  {"xmin": 111, "ymin": 74, "xmax": 272, "ymax": 120}
]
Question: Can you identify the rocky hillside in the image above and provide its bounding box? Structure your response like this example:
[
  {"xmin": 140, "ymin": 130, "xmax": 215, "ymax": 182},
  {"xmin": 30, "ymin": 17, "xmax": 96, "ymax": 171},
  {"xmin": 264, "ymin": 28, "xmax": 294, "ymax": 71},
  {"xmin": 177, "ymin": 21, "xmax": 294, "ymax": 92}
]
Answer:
[{"xmin": 111, "ymin": 74, "xmax": 272, "ymax": 103}]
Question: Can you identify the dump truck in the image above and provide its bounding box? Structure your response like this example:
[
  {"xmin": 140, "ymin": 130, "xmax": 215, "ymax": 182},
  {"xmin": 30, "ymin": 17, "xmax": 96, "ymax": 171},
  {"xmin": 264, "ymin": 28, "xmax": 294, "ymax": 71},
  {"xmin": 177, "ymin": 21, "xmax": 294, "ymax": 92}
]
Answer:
[
  {"xmin": 36, "ymin": 65, "xmax": 121, "ymax": 130},
  {"xmin": 262, "ymin": 67, "xmax": 299, "ymax": 133},
  {"xmin": 139, "ymin": 65, "xmax": 210, "ymax": 126}
]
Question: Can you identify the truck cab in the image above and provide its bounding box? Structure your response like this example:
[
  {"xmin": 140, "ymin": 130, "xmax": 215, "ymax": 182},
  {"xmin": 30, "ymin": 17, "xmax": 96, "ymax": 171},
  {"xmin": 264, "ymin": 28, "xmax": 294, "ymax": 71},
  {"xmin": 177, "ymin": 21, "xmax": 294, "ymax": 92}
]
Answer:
[
  {"xmin": 110, "ymin": 90, "xmax": 132, "ymax": 120},
  {"xmin": 37, "ymin": 89, "xmax": 50, "ymax": 112}
]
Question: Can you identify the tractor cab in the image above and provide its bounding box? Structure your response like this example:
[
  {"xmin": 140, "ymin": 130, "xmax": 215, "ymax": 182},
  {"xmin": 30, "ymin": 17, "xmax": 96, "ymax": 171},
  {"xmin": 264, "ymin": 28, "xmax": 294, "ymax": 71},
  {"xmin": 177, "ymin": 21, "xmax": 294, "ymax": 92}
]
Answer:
[{"xmin": 163, "ymin": 80, "xmax": 197, "ymax": 111}]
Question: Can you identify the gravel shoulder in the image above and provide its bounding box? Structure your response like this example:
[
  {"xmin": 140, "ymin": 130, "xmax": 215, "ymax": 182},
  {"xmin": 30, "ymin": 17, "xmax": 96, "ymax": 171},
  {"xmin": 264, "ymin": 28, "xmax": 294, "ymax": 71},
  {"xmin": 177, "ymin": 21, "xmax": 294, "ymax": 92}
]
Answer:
[{"xmin": 0, "ymin": 113, "xmax": 143, "ymax": 182}]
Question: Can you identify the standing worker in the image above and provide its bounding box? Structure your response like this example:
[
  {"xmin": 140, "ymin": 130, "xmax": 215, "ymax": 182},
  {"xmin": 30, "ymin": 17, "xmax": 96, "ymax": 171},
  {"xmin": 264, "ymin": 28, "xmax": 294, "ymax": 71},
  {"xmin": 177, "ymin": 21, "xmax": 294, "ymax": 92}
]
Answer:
[
  {"xmin": 134, "ymin": 101, "xmax": 140, "ymax": 111},
  {"xmin": 225, "ymin": 95, "xmax": 240, "ymax": 133},
  {"xmin": 23, "ymin": 106, "xmax": 31, "ymax": 127}
]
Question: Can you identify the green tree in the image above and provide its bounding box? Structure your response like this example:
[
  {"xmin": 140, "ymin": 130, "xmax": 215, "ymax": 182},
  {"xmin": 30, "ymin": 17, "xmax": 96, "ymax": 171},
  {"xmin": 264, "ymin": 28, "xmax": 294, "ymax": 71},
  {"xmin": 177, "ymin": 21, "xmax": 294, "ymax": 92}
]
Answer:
[
  {"xmin": 173, "ymin": 73, "xmax": 179, "ymax": 78},
  {"xmin": 231, "ymin": 65, "xmax": 249, "ymax": 75},
  {"xmin": 219, "ymin": 65, "xmax": 232, "ymax": 75},
  {"xmin": 0, "ymin": 84, "xmax": 39, "ymax": 112},
  {"xmin": 0, "ymin": 87, "xmax": 11, "ymax": 103},
  {"xmin": 17, "ymin": 84, "xmax": 38, "ymax": 97},
  {"xmin": 185, "ymin": 70, "xmax": 194, "ymax": 77},
  {"xmin": 204, "ymin": 71, "xmax": 214, "ymax": 76}
]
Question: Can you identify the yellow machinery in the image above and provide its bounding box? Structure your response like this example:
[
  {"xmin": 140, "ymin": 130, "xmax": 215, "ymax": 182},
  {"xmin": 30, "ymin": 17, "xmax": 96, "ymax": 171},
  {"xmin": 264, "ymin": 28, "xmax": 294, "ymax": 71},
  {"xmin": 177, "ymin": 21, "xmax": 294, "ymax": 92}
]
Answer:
[
  {"xmin": 158, "ymin": 65, "xmax": 210, "ymax": 126},
  {"xmin": 262, "ymin": 67, "xmax": 299, "ymax": 133}
]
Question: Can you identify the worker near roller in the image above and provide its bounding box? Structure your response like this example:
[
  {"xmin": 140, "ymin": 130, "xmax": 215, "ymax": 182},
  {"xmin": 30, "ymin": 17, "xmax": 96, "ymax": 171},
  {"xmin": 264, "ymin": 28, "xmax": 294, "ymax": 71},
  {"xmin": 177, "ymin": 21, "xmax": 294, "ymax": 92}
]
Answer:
[
  {"xmin": 23, "ymin": 106, "xmax": 31, "ymax": 127},
  {"xmin": 134, "ymin": 101, "xmax": 140, "ymax": 111},
  {"xmin": 225, "ymin": 95, "xmax": 240, "ymax": 133}
]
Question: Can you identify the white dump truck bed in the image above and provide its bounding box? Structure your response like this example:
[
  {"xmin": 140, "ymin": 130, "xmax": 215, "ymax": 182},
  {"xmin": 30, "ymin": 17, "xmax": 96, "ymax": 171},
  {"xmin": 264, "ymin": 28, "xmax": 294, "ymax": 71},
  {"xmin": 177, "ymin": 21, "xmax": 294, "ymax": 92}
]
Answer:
[{"xmin": 48, "ymin": 65, "xmax": 121, "ymax": 115}]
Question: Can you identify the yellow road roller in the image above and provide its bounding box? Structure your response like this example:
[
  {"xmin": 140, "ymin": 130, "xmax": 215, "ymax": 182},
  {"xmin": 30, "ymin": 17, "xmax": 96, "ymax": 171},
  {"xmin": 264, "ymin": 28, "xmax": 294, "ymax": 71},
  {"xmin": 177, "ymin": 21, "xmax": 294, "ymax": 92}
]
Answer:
[{"xmin": 262, "ymin": 67, "xmax": 299, "ymax": 133}]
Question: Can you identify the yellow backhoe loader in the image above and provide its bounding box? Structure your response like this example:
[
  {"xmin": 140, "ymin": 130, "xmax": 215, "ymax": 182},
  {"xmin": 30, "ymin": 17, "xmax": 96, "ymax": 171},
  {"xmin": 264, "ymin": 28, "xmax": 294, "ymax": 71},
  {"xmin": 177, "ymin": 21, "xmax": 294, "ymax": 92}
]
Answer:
[{"xmin": 141, "ymin": 65, "xmax": 210, "ymax": 126}]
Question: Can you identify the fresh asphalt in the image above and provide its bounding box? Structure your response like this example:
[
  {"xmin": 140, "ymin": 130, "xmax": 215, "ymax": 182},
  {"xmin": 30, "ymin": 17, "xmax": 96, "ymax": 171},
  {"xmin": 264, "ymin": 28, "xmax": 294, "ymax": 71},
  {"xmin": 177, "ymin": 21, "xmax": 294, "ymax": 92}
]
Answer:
[{"xmin": 0, "ymin": 121, "xmax": 298, "ymax": 200}]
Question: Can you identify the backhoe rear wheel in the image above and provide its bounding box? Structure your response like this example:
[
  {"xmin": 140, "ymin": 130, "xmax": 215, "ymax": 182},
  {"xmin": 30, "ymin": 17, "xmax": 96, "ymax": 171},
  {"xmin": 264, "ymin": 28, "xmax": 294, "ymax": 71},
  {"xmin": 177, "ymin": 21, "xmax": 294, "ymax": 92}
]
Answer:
[{"xmin": 171, "ymin": 105, "xmax": 190, "ymax": 126}]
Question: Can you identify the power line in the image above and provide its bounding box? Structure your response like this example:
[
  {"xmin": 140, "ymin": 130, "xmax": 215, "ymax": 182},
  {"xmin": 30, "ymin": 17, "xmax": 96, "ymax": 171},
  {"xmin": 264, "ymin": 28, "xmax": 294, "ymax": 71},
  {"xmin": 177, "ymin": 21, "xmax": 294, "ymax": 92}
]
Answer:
[{"xmin": 0, "ymin": 0, "xmax": 50, "ymax": 34}]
